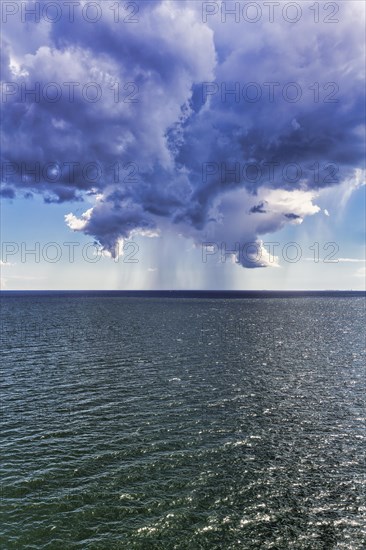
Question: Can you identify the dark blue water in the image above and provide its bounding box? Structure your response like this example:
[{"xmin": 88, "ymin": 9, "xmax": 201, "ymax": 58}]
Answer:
[{"xmin": 1, "ymin": 294, "xmax": 365, "ymax": 548}]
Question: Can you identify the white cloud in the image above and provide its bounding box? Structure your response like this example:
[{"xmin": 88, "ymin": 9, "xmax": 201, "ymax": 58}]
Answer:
[
  {"xmin": 304, "ymin": 258, "xmax": 365, "ymax": 263},
  {"xmin": 262, "ymin": 189, "xmax": 321, "ymax": 220},
  {"xmin": 354, "ymin": 266, "xmax": 366, "ymax": 278},
  {"xmin": 0, "ymin": 260, "xmax": 14, "ymax": 267},
  {"xmin": 65, "ymin": 208, "xmax": 93, "ymax": 231},
  {"xmin": 338, "ymin": 258, "xmax": 365, "ymax": 263}
]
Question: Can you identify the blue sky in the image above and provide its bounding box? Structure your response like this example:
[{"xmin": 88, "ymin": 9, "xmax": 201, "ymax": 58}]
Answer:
[{"xmin": 1, "ymin": 0, "xmax": 365, "ymax": 290}]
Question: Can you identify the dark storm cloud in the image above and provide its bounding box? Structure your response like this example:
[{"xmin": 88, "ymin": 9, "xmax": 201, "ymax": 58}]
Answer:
[
  {"xmin": 285, "ymin": 213, "xmax": 301, "ymax": 220},
  {"xmin": 250, "ymin": 202, "xmax": 267, "ymax": 214},
  {"xmin": 0, "ymin": 187, "xmax": 15, "ymax": 199},
  {"xmin": 1, "ymin": 1, "xmax": 365, "ymax": 262}
]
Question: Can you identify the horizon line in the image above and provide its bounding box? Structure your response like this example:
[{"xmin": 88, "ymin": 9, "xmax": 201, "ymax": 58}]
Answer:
[{"xmin": 1, "ymin": 289, "xmax": 365, "ymax": 296}]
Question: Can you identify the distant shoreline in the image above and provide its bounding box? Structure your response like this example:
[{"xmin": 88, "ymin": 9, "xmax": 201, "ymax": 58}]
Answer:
[{"xmin": 1, "ymin": 290, "xmax": 365, "ymax": 299}]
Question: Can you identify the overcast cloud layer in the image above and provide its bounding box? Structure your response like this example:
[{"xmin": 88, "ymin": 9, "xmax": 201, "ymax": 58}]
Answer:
[{"xmin": 1, "ymin": 0, "xmax": 365, "ymax": 267}]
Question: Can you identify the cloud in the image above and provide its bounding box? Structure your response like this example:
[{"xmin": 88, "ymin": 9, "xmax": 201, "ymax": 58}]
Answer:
[
  {"xmin": 1, "ymin": 1, "xmax": 365, "ymax": 268},
  {"xmin": 191, "ymin": 186, "xmax": 318, "ymax": 268},
  {"xmin": 65, "ymin": 208, "xmax": 93, "ymax": 231},
  {"xmin": 0, "ymin": 187, "xmax": 15, "ymax": 199},
  {"xmin": 338, "ymin": 258, "xmax": 366, "ymax": 263},
  {"xmin": 304, "ymin": 257, "xmax": 365, "ymax": 263},
  {"xmin": 0, "ymin": 261, "xmax": 15, "ymax": 267},
  {"xmin": 250, "ymin": 202, "xmax": 267, "ymax": 214},
  {"xmin": 355, "ymin": 267, "xmax": 366, "ymax": 278}
]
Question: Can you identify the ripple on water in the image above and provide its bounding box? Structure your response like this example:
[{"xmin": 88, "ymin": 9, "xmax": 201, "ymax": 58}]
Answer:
[{"xmin": 1, "ymin": 296, "xmax": 365, "ymax": 548}]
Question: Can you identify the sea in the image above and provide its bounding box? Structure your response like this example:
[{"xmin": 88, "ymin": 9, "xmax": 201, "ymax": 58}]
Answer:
[{"xmin": 1, "ymin": 291, "xmax": 365, "ymax": 549}]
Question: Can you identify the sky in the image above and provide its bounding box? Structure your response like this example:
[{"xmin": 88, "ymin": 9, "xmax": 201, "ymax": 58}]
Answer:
[{"xmin": 0, "ymin": 0, "xmax": 365, "ymax": 290}]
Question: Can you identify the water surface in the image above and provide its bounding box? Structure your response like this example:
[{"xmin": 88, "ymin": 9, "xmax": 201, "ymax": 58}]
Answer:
[{"xmin": 1, "ymin": 294, "xmax": 365, "ymax": 548}]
